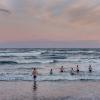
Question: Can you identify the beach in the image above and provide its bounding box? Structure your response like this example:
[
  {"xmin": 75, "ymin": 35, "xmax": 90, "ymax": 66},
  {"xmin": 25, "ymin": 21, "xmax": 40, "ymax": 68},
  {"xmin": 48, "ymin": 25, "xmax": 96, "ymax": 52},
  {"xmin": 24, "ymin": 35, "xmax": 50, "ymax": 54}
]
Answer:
[
  {"xmin": 0, "ymin": 81, "xmax": 100, "ymax": 100},
  {"xmin": 0, "ymin": 48, "xmax": 100, "ymax": 100},
  {"xmin": 0, "ymin": 0, "xmax": 100, "ymax": 99}
]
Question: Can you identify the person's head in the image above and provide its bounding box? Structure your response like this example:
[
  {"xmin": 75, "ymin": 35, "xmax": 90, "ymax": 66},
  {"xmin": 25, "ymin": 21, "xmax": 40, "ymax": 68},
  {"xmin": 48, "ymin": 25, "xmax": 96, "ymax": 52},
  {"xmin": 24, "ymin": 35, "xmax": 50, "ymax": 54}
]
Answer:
[
  {"xmin": 33, "ymin": 68, "xmax": 36, "ymax": 70},
  {"xmin": 61, "ymin": 66, "xmax": 63, "ymax": 68}
]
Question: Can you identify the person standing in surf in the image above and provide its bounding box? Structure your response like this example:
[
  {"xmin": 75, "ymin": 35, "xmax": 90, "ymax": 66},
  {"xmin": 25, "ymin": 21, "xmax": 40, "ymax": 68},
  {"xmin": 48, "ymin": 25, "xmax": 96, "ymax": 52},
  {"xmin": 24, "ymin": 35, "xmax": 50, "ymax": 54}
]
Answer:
[
  {"xmin": 70, "ymin": 68, "xmax": 75, "ymax": 75},
  {"xmin": 32, "ymin": 68, "xmax": 38, "ymax": 81},
  {"xmin": 76, "ymin": 65, "xmax": 79, "ymax": 73},
  {"xmin": 88, "ymin": 65, "xmax": 92, "ymax": 73},
  {"xmin": 50, "ymin": 69, "xmax": 53, "ymax": 75},
  {"xmin": 60, "ymin": 66, "xmax": 64, "ymax": 72}
]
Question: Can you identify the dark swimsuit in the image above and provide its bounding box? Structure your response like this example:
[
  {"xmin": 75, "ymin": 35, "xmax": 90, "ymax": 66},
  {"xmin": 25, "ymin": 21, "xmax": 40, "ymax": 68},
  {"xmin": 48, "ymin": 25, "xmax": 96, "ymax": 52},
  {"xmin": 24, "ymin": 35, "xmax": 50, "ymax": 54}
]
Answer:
[
  {"xmin": 34, "ymin": 75, "xmax": 37, "ymax": 79},
  {"xmin": 77, "ymin": 69, "xmax": 79, "ymax": 73}
]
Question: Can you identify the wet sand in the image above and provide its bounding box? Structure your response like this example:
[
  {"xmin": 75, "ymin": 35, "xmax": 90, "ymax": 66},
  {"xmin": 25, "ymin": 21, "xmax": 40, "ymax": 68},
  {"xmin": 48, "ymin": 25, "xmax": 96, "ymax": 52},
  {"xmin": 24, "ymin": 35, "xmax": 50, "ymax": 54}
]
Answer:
[{"xmin": 0, "ymin": 81, "xmax": 100, "ymax": 100}]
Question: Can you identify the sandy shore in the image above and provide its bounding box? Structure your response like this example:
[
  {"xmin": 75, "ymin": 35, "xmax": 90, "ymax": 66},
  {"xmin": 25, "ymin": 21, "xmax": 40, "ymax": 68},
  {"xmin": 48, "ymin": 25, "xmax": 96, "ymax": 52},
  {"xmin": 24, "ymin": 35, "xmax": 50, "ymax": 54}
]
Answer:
[{"xmin": 0, "ymin": 81, "xmax": 100, "ymax": 100}]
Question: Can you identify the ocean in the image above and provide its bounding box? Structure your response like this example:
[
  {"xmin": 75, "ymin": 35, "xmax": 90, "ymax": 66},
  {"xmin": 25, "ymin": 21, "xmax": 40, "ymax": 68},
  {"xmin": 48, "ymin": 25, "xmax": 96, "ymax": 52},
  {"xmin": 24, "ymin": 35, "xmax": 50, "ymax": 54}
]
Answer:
[{"xmin": 0, "ymin": 48, "xmax": 100, "ymax": 81}]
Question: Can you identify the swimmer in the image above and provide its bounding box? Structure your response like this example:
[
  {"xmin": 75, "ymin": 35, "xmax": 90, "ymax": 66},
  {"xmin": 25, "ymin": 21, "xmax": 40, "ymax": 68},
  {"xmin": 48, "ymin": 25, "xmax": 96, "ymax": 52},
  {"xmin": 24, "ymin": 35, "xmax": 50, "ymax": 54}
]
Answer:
[
  {"xmin": 60, "ymin": 66, "xmax": 64, "ymax": 72},
  {"xmin": 70, "ymin": 68, "xmax": 75, "ymax": 75},
  {"xmin": 88, "ymin": 65, "xmax": 92, "ymax": 73},
  {"xmin": 76, "ymin": 65, "xmax": 79, "ymax": 73},
  {"xmin": 50, "ymin": 69, "xmax": 53, "ymax": 75}
]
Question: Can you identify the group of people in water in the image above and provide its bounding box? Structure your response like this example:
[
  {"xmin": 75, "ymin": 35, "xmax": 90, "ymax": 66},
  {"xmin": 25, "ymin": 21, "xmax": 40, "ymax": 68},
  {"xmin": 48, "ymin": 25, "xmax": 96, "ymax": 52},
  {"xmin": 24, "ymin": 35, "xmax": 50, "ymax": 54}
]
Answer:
[
  {"xmin": 32, "ymin": 65, "xmax": 93, "ymax": 90},
  {"xmin": 70, "ymin": 65, "xmax": 92, "ymax": 75},
  {"xmin": 50, "ymin": 65, "xmax": 92, "ymax": 75},
  {"xmin": 32, "ymin": 65, "xmax": 93, "ymax": 81}
]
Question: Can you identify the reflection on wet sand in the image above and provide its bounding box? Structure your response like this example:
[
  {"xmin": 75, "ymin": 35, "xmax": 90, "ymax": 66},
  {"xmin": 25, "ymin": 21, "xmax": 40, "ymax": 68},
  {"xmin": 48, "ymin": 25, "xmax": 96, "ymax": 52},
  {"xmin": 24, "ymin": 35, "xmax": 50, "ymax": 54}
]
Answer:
[
  {"xmin": 33, "ymin": 81, "xmax": 37, "ymax": 91},
  {"xmin": 32, "ymin": 80, "xmax": 38, "ymax": 100}
]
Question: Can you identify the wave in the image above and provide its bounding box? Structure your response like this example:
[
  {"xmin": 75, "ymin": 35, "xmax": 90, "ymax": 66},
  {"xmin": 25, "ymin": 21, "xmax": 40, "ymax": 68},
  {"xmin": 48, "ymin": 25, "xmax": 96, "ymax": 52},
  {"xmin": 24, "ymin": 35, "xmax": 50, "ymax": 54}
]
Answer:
[
  {"xmin": 24, "ymin": 56, "xmax": 37, "ymax": 59},
  {"xmin": 0, "ymin": 61, "xmax": 18, "ymax": 65},
  {"xmin": 0, "ymin": 59, "xmax": 58, "ymax": 65},
  {"xmin": 0, "ymin": 61, "xmax": 42, "ymax": 65},
  {"xmin": 0, "ymin": 76, "xmax": 99, "ymax": 81},
  {"xmin": 0, "ymin": 71, "xmax": 100, "ymax": 81},
  {"xmin": 0, "ymin": 57, "xmax": 96, "ymax": 65},
  {"xmin": 0, "ymin": 48, "xmax": 99, "ymax": 60},
  {"xmin": 47, "ymin": 55, "xmax": 66, "ymax": 59},
  {"xmin": 0, "ymin": 51, "xmax": 41, "ymax": 57}
]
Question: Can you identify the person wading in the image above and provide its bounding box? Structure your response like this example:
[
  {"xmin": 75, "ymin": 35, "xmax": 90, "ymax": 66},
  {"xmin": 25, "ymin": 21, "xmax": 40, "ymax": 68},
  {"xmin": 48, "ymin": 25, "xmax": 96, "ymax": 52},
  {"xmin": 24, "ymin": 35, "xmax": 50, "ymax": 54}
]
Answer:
[{"xmin": 32, "ymin": 68, "xmax": 38, "ymax": 81}]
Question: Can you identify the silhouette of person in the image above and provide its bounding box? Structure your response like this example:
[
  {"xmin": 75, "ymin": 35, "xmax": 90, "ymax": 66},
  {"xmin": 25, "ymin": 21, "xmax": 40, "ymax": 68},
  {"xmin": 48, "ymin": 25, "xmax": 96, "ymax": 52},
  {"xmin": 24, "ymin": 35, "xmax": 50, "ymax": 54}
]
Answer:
[
  {"xmin": 60, "ymin": 66, "xmax": 64, "ymax": 72},
  {"xmin": 89, "ymin": 65, "xmax": 92, "ymax": 73},
  {"xmin": 70, "ymin": 68, "xmax": 75, "ymax": 75},
  {"xmin": 76, "ymin": 65, "xmax": 79, "ymax": 73},
  {"xmin": 50, "ymin": 69, "xmax": 53, "ymax": 75},
  {"xmin": 32, "ymin": 68, "xmax": 38, "ymax": 81}
]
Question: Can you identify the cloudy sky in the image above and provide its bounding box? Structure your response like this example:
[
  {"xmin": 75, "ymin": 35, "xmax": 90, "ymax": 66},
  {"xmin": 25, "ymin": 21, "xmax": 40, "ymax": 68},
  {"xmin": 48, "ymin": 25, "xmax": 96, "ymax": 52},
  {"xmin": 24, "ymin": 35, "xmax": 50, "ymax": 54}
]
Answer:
[{"xmin": 0, "ymin": 0, "xmax": 100, "ymax": 48}]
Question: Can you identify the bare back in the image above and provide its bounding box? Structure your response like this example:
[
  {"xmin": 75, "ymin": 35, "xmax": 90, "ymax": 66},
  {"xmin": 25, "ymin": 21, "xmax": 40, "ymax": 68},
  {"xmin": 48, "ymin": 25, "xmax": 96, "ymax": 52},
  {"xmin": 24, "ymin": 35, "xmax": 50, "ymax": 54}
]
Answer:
[{"xmin": 32, "ymin": 70, "xmax": 37, "ymax": 76}]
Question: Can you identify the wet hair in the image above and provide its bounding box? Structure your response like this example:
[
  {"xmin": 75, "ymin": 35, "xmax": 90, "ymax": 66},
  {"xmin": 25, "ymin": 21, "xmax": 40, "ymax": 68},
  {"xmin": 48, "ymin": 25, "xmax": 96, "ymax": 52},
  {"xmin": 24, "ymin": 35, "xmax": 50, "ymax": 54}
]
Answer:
[
  {"xmin": 33, "ymin": 68, "xmax": 36, "ymax": 70},
  {"xmin": 34, "ymin": 68, "xmax": 36, "ymax": 70}
]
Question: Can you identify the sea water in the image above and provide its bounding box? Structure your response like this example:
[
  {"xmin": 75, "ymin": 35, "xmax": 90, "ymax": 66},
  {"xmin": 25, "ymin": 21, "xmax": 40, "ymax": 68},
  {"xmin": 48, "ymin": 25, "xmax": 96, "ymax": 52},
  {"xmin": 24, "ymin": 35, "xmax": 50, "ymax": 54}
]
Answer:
[{"xmin": 0, "ymin": 48, "xmax": 100, "ymax": 81}]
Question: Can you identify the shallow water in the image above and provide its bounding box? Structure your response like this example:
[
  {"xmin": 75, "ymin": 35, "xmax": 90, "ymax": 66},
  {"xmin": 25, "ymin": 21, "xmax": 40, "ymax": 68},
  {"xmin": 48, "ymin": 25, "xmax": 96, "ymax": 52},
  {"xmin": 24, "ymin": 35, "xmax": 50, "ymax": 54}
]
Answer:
[{"xmin": 0, "ymin": 48, "xmax": 100, "ymax": 81}]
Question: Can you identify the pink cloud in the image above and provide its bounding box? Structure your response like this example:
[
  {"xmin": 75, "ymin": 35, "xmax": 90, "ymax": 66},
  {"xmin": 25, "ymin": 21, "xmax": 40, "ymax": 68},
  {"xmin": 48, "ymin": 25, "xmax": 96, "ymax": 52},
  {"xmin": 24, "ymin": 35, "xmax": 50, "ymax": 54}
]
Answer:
[{"xmin": 0, "ymin": 0, "xmax": 100, "ymax": 46}]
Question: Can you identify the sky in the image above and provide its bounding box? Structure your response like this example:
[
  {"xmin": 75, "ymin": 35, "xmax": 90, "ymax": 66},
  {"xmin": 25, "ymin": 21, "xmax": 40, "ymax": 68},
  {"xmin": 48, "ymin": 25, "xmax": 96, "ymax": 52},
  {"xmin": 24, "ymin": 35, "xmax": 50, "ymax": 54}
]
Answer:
[{"xmin": 0, "ymin": 0, "xmax": 100, "ymax": 48}]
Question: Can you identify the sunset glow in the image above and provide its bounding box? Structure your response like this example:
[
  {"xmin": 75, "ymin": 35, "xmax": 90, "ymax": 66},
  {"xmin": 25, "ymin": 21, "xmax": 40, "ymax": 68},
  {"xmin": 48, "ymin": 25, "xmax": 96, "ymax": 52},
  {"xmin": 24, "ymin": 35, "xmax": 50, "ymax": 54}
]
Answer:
[{"xmin": 0, "ymin": 0, "xmax": 100, "ymax": 47}]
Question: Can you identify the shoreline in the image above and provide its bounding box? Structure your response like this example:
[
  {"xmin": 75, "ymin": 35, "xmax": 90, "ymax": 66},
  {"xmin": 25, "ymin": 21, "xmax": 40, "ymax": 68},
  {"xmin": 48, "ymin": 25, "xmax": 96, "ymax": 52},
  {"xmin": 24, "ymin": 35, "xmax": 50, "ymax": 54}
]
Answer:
[
  {"xmin": 0, "ymin": 81, "xmax": 100, "ymax": 100},
  {"xmin": 0, "ymin": 79, "xmax": 99, "ymax": 82}
]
